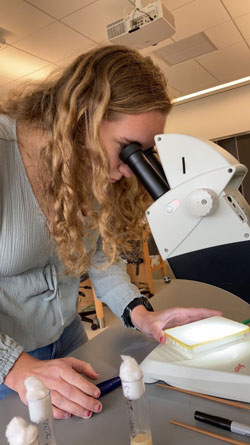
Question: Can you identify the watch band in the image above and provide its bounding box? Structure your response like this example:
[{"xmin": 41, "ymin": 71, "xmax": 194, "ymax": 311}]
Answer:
[{"xmin": 122, "ymin": 296, "xmax": 154, "ymax": 328}]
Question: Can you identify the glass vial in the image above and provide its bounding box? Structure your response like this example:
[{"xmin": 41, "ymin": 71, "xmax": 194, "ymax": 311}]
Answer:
[
  {"xmin": 25, "ymin": 377, "xmax": 57, "ymax": 445},
  {"xmin": 27, "ymin": 390, "xmax": 57, "ymax": 445},
  {"xmin": 120, "ymin": 355, "xmax": 153, "ymax": 445}
]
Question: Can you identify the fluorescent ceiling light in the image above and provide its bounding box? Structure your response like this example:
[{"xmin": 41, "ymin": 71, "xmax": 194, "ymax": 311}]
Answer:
[{"xmin": 172, "ymin": 76, "xmax": 250, "ymax": 104}]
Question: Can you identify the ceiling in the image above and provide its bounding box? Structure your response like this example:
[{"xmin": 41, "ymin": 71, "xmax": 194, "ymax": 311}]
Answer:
[{"xmin": 0, "ymin": 0, "xmax": 250, "ymax": 101}]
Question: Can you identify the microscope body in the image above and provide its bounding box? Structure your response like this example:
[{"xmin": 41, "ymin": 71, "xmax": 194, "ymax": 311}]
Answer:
[
  {"xmin": 146, "ymin": 134, "xmax": 250, "ymax": 259},
  {"xmin": 120, "ymin": 133, "xmax": 250, "ymax": 302}
]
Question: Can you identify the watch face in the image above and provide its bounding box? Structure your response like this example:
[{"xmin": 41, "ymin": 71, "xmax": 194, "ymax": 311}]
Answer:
[
  {"xmin": 122, "ymin": 297, "xmax": 154, "ymax": 328},
  {"xmin": 144, "ymin": 299, "xmax": 152, "ymax": 310}
]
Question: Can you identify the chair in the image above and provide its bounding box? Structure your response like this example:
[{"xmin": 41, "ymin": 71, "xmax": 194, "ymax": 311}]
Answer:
[
  {"xmin": 126, "ymin": 231, "xmax": 170, "ymax": 297},
  {"xmin": 78, "ymin": 274, "xmax": 105, "ymax": 330},
  {"xmin": 142, "ymin": 232, "xmax": 171, "ymax": 293}
]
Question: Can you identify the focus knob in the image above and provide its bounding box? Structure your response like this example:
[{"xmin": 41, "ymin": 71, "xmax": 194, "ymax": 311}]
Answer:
[{"xmin": 186, "ymin": 188, "xmax": 219, "ymax": 216}]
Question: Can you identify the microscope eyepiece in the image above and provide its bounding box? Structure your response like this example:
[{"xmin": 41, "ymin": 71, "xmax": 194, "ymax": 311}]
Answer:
[
  {"xmin": 119, "ymin": 142, "xmax": 142, "ymax": 164},
  {"xmin": 119, "ymin": 142, "xmax": 169, "ymax": 201}
]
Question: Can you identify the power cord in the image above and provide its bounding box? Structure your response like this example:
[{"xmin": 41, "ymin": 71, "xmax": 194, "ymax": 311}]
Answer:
[
  {"xmin": 132, "ymin": 7, "xmax": 154, "ymax": 22},
  {"xmin": 128, "ymin": 0, "xmax": 154, "ymax": 23}
]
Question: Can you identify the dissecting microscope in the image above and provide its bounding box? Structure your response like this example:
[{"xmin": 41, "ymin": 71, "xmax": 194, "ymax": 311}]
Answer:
[
  {"xmin": 120, "ymin": 133, "xmax": 250, "ymax": 303},
  {"xmin": 119, "ymin": 134, "xmax": 250, "ymax": 402}
]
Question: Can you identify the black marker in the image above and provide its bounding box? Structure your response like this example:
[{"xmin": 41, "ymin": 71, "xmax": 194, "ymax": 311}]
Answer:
[
  {"xmin": 195, "ymin": 411, "xmax": 250, "ymax": 437},
  {"xmin": 96, "ymin": 376, "xmax": 121, "ymax": 396}
]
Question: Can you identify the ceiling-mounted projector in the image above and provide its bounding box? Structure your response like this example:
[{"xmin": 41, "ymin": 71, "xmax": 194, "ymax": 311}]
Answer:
[{"xmin": 106, "ymin": 1, "xmax": 175, "ymax": 50}]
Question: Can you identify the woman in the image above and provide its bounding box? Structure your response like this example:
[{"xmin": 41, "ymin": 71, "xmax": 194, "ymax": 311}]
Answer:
[{"xmin": 0, "ymin": 44, "xmax": 220, "ymax": 419}]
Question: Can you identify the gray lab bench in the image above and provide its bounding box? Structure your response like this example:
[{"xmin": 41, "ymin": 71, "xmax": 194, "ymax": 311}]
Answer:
[{"xmin": 1, "ymin": 279, "xmax": 250, "ymax": 444}]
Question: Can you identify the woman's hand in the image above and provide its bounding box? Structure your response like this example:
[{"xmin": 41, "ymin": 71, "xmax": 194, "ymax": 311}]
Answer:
[
  {"xmin": 4, "ymin": 352, "xmax": 102, "ymax": 419},
  {"xmin": 131, "ymin": 305, "xmax": 223, "ymax": 343}
]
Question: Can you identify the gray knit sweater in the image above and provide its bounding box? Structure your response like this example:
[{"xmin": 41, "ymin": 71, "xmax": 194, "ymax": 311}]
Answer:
[{"xmin": 0, "ymin": 115, "xmax": 141, "ymax": 383}]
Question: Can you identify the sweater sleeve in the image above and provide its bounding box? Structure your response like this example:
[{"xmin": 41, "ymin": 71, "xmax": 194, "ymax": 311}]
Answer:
[
  {"xmin": 88, "ymin": 237, "xmax": 142, "ymax": 322},
  {"xmin": 0, "ymin": 333, "xmax": 24, "ymax": 384}
]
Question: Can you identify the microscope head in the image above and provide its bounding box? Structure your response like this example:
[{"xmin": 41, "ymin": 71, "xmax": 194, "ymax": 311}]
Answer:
[{"xmin": 120, "ymin": 134, "xmax": 250, "ymax": 302}]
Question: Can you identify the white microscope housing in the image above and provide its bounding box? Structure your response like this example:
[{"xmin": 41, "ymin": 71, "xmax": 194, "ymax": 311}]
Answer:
[
  {"xmin": 147, "ymin": 134, "xmax": 249, "ymax": 259},
  {"xmin": 120, "ymin": 134, "xmax": 250, "ymax": 302}
]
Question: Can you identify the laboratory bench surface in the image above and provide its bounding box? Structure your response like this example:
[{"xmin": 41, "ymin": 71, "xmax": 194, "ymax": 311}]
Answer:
[{"xmin": 1, "ymin": 279, "xmax": 250, "ymax": 444}]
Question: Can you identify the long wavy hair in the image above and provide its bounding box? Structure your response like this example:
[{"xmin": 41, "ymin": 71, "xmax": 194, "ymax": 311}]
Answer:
[{"xmin": 0, "ymin": 45, "xmax": 172, "ymax": 276}]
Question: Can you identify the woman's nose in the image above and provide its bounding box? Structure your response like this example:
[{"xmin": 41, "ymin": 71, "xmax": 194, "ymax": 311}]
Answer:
[{"xmin": 118, "ymin": 164, "xmax": 134, "ymax": 178}]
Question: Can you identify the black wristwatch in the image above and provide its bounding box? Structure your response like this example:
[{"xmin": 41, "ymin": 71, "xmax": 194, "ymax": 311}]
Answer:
[{"xmin": 122, "ymin": 296, "xmax": 154, "ymax": 328}]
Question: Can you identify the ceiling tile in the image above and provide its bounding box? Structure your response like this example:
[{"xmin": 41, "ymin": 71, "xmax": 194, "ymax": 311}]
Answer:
[
  {"xmin": 0, "ymin": 74, "xmax": 12, "ymax": 86},
  {"xmin": 235, "ymin": 14, "xmax": 250, "ymax": 40},
  {"xmin": 14, "ymin": 22, "xmax": 95, "ymax": 64},
  {"xmin": 163, "ymin": 59, "xmax": 218, "ymax": 94},
  {"xmin": 168, "ymin": 84, "xmax": 182, "ymax": 98},
  {"xmin": 24, "ymin": 0, "xmax": 98, "ymax": 19},
  {"xmin": 149, "ymin": 52, "xmax": 171, "ymax": 76},
  {"xmin": 143, "ymin": 0, "xmax": 195, "ymax": 10},
  {"xmin": 0, "ymin": 46, "xmax": 49, "ymax": 81},
  {"xmin": 205, "ymin": 21, "xmax": 242, "ymax": 49},
  {"xmin": 197, "ymin": 41, "xmax": 250, "ymax": 82},
  {"xmin": 0, "ymin": 77, "xmax": 23, "ymax": 91},
  {"xmin": 171, "ymin": 0, "xmax": 230, "ymax": 41},
  {"xmin": 62, "ymin": 0, "xmax": 130, "ymax": 42},
  {"xmin": 222, "ymin": 0, "xmax": 250, "ymax": 18},
  {"xmin": 1, "ymin": 0, "xmax": 250, "ymax": 101},
  {"xmin": 24, "ymin": 64, "xmax": 57, "ymax": 81},
  {"xmin": 0, "ymin": 0, "xmax": 53, "ymax": 44},
  {"xmin": 162, "ymin": 0, "xmax": 196, "ymax": 10}
]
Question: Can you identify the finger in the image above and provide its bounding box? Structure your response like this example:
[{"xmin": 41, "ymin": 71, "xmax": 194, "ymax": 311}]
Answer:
[
  {"xmin": 51, "ymin": 389, "xmax": 101, "ymax": 418},
  {"xmin": 178, "ymin": 308, "xmax": 223, "ymax": 325},
  {"xmin": 157, "ymin": 307, "xmax": 222, "ymax": 329},
  {"xmin": 160, "ymin": 332, "xmax": 166, "ymax": 344},
  {"xmin": 49, "ymin": 377, "xmax": 102, "ymax": 413},
  {"xmin": 58, "ymin": 365, "xmax": 101, "ymax": 398},
  {"xmin": 150, "ymin": 324, "xmax": 165, "ymax": 343},
  {"xmin": 63, "ymin": 357, "xmax": 99, "ymax": 379},
  {"xmin": 52, "ymin": 405, "xmax": 72, "ymax": 420},
  {"xmin": 52, "ymin": 403, "xmax": 91, "ymax": 420},
  {"xmin": 51, "ymin": 390, "xmax": 102, "ymax": 419}
]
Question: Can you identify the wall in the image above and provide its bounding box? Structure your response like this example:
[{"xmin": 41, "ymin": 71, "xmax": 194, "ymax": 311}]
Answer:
[{"xmin": 166, "ymin": 83, "xmax": 250, "ymax": 140}]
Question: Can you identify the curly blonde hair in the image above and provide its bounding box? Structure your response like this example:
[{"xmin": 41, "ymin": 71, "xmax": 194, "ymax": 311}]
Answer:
[{"xmin": 0, "ymin": 45, "xmax": 172, "ymax": 276}]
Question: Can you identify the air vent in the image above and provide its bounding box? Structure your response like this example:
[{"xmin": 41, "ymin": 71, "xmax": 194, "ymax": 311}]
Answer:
[
  {"xmin": 107, "ymin": 19, "xmax": 126, "ymax": 39},
  {"xmin": 153, "ymin": 32, "xmax": 217, "ymax": 66}
]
